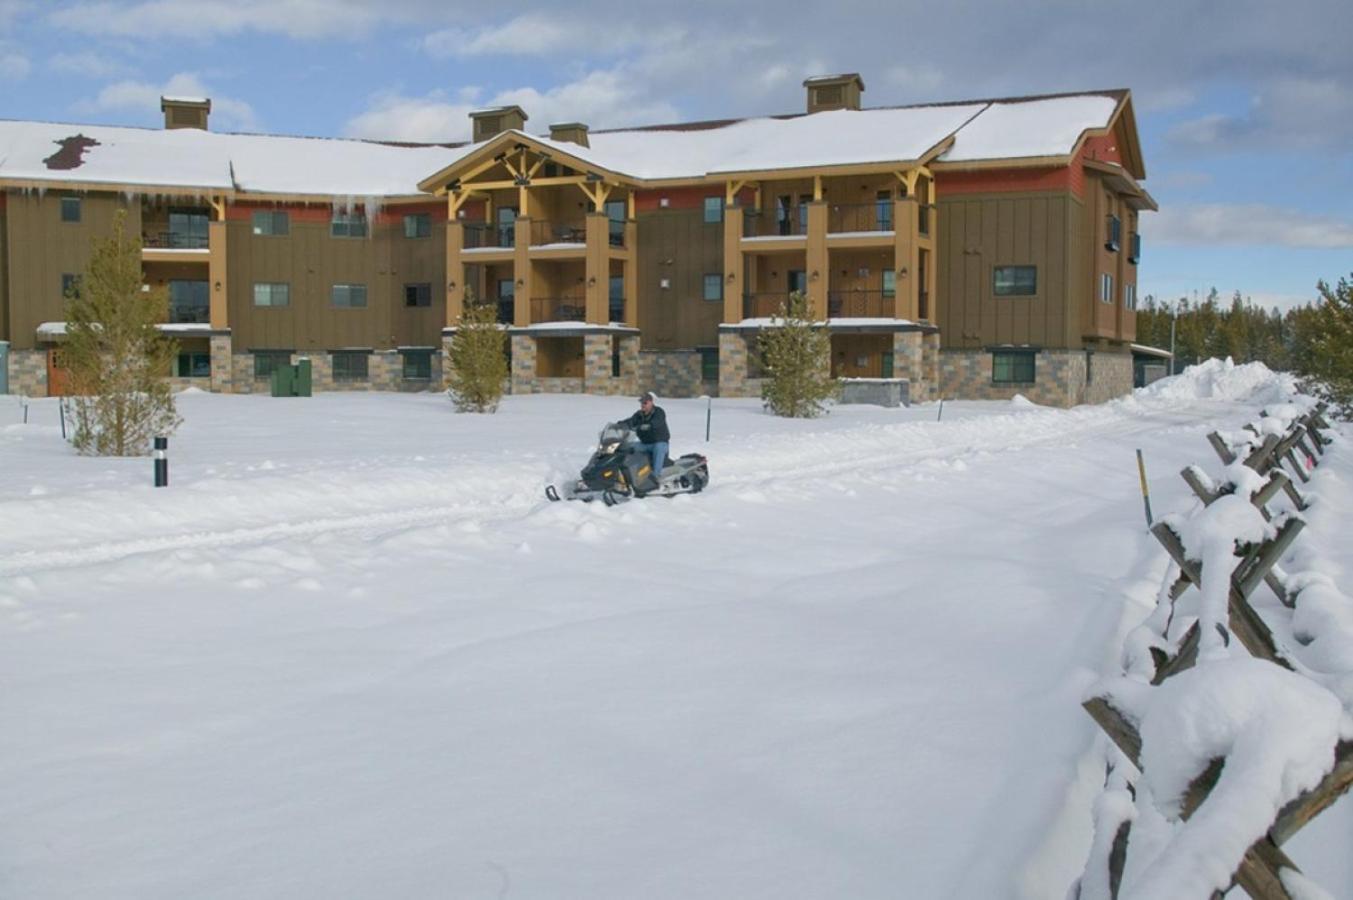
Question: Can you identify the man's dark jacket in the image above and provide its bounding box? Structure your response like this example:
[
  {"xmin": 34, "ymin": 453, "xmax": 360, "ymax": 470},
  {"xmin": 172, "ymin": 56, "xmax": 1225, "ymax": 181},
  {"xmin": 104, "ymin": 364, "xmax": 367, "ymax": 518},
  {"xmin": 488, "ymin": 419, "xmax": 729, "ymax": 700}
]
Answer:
[{"xmin": 624, "ymin": 406, "xmax": 670, "ymax": 445}]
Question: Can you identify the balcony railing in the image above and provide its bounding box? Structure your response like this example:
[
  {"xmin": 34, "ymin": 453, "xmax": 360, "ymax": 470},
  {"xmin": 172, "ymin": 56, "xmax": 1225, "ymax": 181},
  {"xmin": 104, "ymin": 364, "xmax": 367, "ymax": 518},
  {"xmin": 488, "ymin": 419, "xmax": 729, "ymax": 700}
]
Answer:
[
  {"xmin": 743, "ymin": 208, "xmax": 807, "ymax": 239},
  {"xmin": 464, "ymin": 222, "xmax": 514, "ymax": 249},
  {"xmin": 828, "ymin": 203, "xmax": 894, "ymax": 234},
  {"xmin": 743, "ymin": 292, "xmax": 795, "ymax": 318},
  {"xmin": 144, "ymin": 231, "xmax": 210, "ymax": 250},
  {"xmin": 828, "ymin": 290, "xmax": 895, "ymax": 318},
  {"xmin": 168, "ymin": 302, "xmax": 210, "ymax": 324},
  {"xmin": 530, "ymin": 220, "xmax": 587, "ymax": 247},
  {"xmin": 531, "ymin": 296, "xmax": 586, "ymax": 322}
]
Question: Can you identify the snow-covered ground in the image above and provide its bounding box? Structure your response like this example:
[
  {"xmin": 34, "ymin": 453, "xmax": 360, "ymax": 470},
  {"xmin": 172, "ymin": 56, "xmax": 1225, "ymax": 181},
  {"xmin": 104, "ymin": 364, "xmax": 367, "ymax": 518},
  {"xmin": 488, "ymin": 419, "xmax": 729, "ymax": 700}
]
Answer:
[{"xmin": 1, "ymin": 364, "xmax": 1348, "ymax": 899}]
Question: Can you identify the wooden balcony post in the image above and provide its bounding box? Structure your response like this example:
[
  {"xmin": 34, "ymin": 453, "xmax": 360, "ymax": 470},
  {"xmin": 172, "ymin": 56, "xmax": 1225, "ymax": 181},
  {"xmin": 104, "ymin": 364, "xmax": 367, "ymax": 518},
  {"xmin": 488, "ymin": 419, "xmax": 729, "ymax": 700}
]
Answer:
[
  {"xmin": 513, "ymin": 218, "xmax": 531, "ymax": 327},
  {"xmin": 208, "ymin": 218, "xmax": 229, "ymax": 330},
  {"xmin": 584, "ymin": 213, "xmax": 608, "ymax": 324},
  {"xmin": 806, "ymin": 201, "xmax": 828, "ymax": 319},
  {"xmin": 723, "ymin": 205, "xmax": 745, "ymax": 323},
  {"xmin": 624, "ymin": 220, "xmax": 638, "ymax": 326},
  {"xmin": 445, "ymin": 219, "xmax": 464, "ymax": 326},
  {"xmin": 894, "ymin": 197, "xmax": 918, "ymax": 320}
]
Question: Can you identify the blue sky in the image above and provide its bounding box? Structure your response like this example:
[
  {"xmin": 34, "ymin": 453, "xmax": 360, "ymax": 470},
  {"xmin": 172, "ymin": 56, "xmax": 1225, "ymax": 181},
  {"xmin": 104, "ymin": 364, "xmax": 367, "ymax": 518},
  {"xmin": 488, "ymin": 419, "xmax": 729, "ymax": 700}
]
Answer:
[{"xmin": 2, "ymin": 0, "xmax": 1350, "ymax": 311}]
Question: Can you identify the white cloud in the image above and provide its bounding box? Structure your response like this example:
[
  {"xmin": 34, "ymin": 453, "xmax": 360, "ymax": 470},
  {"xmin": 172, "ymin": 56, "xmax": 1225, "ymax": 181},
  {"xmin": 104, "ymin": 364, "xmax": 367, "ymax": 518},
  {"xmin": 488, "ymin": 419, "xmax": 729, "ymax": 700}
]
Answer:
[
  {"xmin": 345, "ymin": 70, "xmax": 681, "ymax": 142},
  {"xmin": 1136, "ymin": 87, "xmax": 1195, "ymax": 113},
  {"xmin": 0, "ymin": 47, "xmax": 27, "ymax": 79},
  {"xmin": 1167, "ymin": 77, "xmax": 1353, "ymax": 151},
  {"xmin": 1147, "ymin": 204, "xmax": 1353, "ymax": 249},
  {"xmin": 76, "ymin": 72, "xmax": 259, "ymax": 130},
  {"xmin": 421, "ymin": 13, "xmax": 664, "ymax": 59},
  {"xmin": 47, "ymin": 0, "xmax": 407, "ymax": 40},
  {"xmin": 50, "ymin": 51, "xmax": 129, "ymax": 78}
]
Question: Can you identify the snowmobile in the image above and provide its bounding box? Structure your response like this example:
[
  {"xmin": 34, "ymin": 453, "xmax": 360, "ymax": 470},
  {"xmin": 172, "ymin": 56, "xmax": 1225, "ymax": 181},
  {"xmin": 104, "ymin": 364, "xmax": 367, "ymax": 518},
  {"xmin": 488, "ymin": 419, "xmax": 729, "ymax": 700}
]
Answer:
[{"xmin": 545, "ymin": 421, "xmax": 709, "ymax": 505}]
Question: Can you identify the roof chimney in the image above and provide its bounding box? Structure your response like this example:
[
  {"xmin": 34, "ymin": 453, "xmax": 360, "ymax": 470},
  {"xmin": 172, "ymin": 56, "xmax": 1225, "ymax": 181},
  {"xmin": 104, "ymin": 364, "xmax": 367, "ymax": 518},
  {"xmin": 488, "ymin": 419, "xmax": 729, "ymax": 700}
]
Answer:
[
  {"xmin": 470, "ymin": 105, "xmax": 528, "ymax": 143},
  {"xmin": 803, "ymin": 74, "xmax": 864, "ymax": 114},
  {"xmin": 548, "ymin": 122, "xmax": 589, "ymax": 148},
  {"xmin": 161, "ymin": 95, "xmax": 211, "ymax": 130}
]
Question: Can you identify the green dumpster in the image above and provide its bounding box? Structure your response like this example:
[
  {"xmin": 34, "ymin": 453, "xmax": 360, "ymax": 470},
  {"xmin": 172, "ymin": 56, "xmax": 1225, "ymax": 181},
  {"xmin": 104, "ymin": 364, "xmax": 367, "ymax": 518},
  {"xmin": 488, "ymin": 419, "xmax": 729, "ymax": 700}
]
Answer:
[
  {"xmin": 270, "ymin": 363, "xmax": 295, "ymax": 397},
  {"xmin": 295, "ymin": 358, "xmax": 312, "ymax": 397}
]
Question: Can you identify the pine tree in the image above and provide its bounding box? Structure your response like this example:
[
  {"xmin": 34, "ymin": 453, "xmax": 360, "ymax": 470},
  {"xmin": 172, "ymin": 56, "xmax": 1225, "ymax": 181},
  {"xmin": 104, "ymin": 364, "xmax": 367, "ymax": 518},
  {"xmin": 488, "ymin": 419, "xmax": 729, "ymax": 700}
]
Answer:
[
  {"xmin": 64, "ymin": 209, "xmax": 182, "ymax": 456},
  {"xmin": 758, "ymin": 290, "xmax": 837, "ymax": 418},
  {"xmin": 1303, "ymin": 275, "xmax": 1353, "ymax": 415},
  {"xmin": 447, "ymin": 290, "xmax": 508, "ymax": 413}
]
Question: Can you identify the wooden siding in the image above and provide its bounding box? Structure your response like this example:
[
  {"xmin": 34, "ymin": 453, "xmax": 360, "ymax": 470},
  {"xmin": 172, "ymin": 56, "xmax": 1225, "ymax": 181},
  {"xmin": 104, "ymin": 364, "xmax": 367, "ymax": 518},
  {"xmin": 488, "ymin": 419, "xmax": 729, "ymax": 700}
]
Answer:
[
  {"xmin": 937, "ymin": 191, "xmax": 1082, "ymax": 351},
  {"xmin": 224, "ymin": 217, "xmax": 445, "ymax": 351},
  {"xmin": 4, "ymin": 191, "xmax": 140, "ymax": 351},
  {"xmin": 635, "ymin": 206, "xmax": 725, "ymax": 349},
  {"xmin": 0, "ymin": 195, "xmax": 9, "ymax": 342}
]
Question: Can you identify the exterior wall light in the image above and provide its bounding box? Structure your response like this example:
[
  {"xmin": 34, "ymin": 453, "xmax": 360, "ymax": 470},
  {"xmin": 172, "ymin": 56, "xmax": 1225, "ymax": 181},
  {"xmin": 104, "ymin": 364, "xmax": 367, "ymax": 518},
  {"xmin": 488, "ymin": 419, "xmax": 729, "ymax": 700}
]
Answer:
[{"xmin": 898, "ymin": 266, "xmax": 909, "ymax": 278}]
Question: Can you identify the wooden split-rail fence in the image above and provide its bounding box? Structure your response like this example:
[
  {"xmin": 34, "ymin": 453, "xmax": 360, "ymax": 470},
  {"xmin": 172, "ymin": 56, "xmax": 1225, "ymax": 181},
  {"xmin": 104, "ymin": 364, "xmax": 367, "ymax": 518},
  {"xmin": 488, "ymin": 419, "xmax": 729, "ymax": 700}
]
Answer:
[{"xmin": 1077, "ymin": 402, "xmax": 1347, "ymax": 899}]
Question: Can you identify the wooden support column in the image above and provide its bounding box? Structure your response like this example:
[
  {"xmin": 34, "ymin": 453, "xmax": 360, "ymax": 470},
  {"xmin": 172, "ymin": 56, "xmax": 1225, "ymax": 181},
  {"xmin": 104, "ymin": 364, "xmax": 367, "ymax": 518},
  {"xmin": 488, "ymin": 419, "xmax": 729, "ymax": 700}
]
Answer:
[
  {"xmin": 584, "ymin": 213, "xmax": 608, "ymax": 325},
  {"xmin": 623, "ymin": 220, "xmax": 638, "ymax": 326},
  {"xmin": 723, "ymin": 205, "xmax": 745, "ymax": 323},
  {"xmin": 445, "ymin": 219, "xmax": 465, "ymax": 325},
  {"xmin": 806, "ymin": 201, "xmax": 829, "ymax": 320},
  {"xmin": 893, "ymin": 197, "xmax": 918, "ymax": 320},
  {"xmin": 208, "ymin": 215, "xmax": 229, "ymax": 330},
  {"xmin": 513, "ymin": 218, "xmax": 531, "ymax": 327}
]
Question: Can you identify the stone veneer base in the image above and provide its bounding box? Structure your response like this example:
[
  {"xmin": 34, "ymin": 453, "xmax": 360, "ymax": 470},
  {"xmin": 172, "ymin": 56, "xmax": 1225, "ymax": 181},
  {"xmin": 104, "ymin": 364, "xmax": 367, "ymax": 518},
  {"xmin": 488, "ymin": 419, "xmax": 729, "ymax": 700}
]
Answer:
[{"xmin": 938, "ymin": 348, "xmax": 1133, "ymax": 407}]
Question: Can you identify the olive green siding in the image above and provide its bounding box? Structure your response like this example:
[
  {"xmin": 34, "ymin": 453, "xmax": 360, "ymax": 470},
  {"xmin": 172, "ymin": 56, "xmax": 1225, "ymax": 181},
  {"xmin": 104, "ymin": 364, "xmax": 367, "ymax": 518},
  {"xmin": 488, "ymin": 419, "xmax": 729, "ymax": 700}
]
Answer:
[
  {"xmin": 225, "ymin": 219, "xmax": 445, "ymax": 352},
  {"xmin": 937, "ymin": 191, "xmax": 1086, "ymax": 351},
  {"xmin": 3, "ymin": 191, "xmax": 140, "ymax": 351},
  {"xmin": 635, "ymin": 207, "xmax": 724, "ymax": 350}
]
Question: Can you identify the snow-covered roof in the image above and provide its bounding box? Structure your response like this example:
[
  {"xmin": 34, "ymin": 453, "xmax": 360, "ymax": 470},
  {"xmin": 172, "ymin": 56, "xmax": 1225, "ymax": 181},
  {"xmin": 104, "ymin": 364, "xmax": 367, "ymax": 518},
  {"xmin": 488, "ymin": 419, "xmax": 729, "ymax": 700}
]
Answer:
[
  {"xmin": 0, "ymin": 120, "xmax": 461, "ymax": 196},
  {"xmin": 0, "ymin": 91, "xmax": 1127, "ymax": 199}
]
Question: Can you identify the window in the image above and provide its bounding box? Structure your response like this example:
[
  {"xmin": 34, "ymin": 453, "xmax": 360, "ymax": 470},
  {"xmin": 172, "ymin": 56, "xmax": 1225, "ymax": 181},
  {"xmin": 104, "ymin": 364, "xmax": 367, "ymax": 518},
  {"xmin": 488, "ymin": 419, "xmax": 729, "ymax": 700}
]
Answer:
[
  {"xmin": 404, "ymin": 283, "xmax": 432, "ymax": 308},
  {"xmin": 1085, "ymin": 351, "xmax": 1094, "ymax": 385},
  {"xmin": 332, "ymin": 284, "xmax": 367, "ymax": 308},
  {"xmin": 253, "ymin": 351, "xmax": 292, "ymax": 379},
  {"xmin": 402, "ymin": 350, "xmax": 432, "ymax": 380},
  {"xmin": 177, "ymin": 352, "xmax": 211, "ymax": 378},
  {"xmin": 169, "ymin": 280, "xmax": 210, "ymax": 323},
  {"xmin": 332, "ymin": 351, "xmax": 369, "ymax": 381},
  {"xmin": 703, "ymin": 273, "xmax": 723, "ymax": 301},
  {"xmin": 992, "ymin": 350, "xmax": 1036, "ymax": 384},
  {"xmin": 253, "ymin": 282, "xmax": 290, "ymax": 307},
  {"xmin": 496, "ymin": 278, "xmax": 515, "ymax": 324},
  {"xmin": 60, "ymin": 196, "xmax": 81, "ymax": 223},
  {"xmin": 1129, "ymin": 232, "xmax": 1141, "ymax": 265},
  {"xmin": 252, "ymin": 210, "xmax": 289, "ymax": 236},
  {"xmin": 609, "ymin": 276, "xmax": 625, "ymax": 322},
  {"xmin": 167, "ymin": 209, "xmax": 209, "ymax": 248},
  {"xmin": 703, "ymin": 196, "xmax": 724, "ymax": 224},
  {"xmin": 876, "ymin": 191, "xmax": 893, "ymax": 231},
  {"xmin": 993, "ymin": 266, "xmax": 1037, "ymax": 296},
  {"xmin": 882, "ymin": 269, "xmax": 896, "ymax": 298},
  {"xmin": 1105, "ymin": 214, "xmax": 1121, "ymax": 251},
  {"xmin": 403, "ymin": 214, "xmax": 431, "ymax": 239},
  {"xmin": 331, "ymin": 212, "xmax": 368, "ymax": 238},
  {"xmin": 61, "ymin": 273, "xmax": 81, "ymax": 298},
  {"xmin": 1101, "ymin": 273, "xmax": 1115, "ymax": 304},
  {"xmin": 1124, "ymin": 283, "xmax": 1137, "ymax": 311},
  {"xmin": 698, "ymin": 347, "xmax": 719, "ymax": 382}
]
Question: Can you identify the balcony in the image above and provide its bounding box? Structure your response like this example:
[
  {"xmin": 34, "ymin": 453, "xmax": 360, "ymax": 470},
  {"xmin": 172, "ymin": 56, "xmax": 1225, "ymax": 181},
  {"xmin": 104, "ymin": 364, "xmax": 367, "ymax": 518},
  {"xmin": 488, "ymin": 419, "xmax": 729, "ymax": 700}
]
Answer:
[
  {"xmin": 743, "ymin": 292, "xmax": 792, "ymax": 318},
  {"xmin": 743, "ymin": 208, "xmax": 806, "ymax": 240},
  {"xmin": 144, "ymin": 230, "xmax": 210, "ymax": 250},
  {"xmin": 530, "ymin": 219, "xmax": 587, "ymax": 247},
  {"xmin": 530, "ymin": 296, "xmax": 586, "ymax": 322},
  {"xmin": 828, "ymin": 290, "xmax": 894, "ymax": 318},
  {"xmin": 828, "ymin": 203, "xmax": 894, "ymax": 234},
  {"xmin": 464, "ymin": 222, "xmax": 514, "ymax": 250},
  {"xmin": 168, "ymin": 300, "xmax": 210, "ymax": 325}
]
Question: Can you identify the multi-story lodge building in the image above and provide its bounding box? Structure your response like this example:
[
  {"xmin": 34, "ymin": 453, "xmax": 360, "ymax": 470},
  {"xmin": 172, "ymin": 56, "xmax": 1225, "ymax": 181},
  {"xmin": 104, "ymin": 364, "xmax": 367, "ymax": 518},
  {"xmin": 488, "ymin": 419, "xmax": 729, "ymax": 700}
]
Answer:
[{"xmin": 0, "ymin": 75, "xmax": 1154, "ymax": 405}]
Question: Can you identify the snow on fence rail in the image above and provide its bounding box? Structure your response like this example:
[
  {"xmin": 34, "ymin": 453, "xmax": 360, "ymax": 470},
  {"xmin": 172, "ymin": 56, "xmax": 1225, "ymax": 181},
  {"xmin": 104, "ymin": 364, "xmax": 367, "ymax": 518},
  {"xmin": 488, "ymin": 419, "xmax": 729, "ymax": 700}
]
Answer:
[{"xmin": 1074, "ymin": 400, "xmax": 1350, "ymax": 900}]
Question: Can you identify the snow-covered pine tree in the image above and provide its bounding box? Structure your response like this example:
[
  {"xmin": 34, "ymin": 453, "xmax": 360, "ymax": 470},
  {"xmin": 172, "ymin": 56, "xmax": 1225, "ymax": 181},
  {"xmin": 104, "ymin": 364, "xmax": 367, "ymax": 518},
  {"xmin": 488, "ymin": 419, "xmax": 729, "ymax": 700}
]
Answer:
[
  {"xmin": 64, "ymin": 209, "xmax": 182, "ymax": 456},
  {"xmin": 758, "ymin": 290, "xmax": 837, "ymax": 418},
  {"xmin": 447, "ymin": 289, "xmax": 508, "ymax": 413}
]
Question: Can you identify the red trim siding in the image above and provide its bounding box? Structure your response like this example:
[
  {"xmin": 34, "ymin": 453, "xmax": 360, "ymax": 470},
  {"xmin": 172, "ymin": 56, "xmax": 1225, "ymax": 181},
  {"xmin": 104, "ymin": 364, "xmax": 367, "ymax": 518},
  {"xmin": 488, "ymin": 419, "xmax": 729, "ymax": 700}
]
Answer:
[{"xmin": 935, "ymin": 166, "xmax": 1076, "ymax": 198}]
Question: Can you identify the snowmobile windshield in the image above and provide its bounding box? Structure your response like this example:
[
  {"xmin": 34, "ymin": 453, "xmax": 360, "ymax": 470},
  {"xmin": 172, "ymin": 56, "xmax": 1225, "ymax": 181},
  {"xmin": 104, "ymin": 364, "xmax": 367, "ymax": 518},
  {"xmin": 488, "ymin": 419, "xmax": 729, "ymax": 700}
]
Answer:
[{"xmin": 597, "ymin": 423, "xmax": 633, "ymax": 454}]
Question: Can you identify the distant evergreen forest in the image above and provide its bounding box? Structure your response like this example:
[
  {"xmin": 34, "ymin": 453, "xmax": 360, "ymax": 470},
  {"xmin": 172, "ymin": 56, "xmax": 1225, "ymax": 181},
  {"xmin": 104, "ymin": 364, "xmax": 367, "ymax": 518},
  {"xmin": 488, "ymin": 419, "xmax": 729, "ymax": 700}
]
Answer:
[{"xmin": 1137, "ymin": 274, "xmax": 1351, "ymax": 412}]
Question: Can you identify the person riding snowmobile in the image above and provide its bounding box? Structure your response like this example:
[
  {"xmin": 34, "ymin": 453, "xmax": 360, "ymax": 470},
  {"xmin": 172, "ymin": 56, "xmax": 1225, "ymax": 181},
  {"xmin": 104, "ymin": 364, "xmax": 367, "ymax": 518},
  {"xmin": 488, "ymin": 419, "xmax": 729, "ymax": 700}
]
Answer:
[{"xmin": 622, "ymin": 391, "xmax": 670, "ymax": 477}]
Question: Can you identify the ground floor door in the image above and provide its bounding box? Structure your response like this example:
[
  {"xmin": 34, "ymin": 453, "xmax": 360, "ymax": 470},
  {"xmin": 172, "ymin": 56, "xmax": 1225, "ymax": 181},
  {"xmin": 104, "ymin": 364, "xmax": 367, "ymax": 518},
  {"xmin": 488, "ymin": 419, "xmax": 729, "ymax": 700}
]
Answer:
[{"xmin": 46, "ymin": 348, "xmax": 72, "ymax": 397}]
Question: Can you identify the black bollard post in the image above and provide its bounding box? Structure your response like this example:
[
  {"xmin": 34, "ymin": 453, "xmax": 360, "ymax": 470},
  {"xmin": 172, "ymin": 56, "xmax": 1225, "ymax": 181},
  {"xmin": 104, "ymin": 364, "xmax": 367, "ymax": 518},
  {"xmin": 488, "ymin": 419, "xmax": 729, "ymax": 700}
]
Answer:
[
  {"xmin": 59, "ymin": 400, "xmax": 67, "ymax": 440},
  {"xmin": 153, "ymin": 436, "xmax": 168, "ymax": 487}
]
